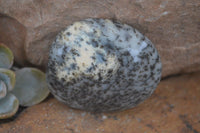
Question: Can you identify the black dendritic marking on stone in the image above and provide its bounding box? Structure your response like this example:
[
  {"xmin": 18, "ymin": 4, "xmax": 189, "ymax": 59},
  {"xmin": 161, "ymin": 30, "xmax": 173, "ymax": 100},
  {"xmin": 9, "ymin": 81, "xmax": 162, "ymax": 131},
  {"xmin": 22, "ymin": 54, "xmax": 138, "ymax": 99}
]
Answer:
[{"xmin": 46, "ymin": 18, "xmax": 162, "ymax": 112}]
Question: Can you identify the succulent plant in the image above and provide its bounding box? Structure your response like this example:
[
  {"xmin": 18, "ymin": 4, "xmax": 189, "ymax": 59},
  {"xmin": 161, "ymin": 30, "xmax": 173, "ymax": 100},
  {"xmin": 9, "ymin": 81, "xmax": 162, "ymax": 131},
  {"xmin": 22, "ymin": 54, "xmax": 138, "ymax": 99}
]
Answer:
[
  {"xmin": 0, "ymin": 44, "xmax": 14, "ymax": 69},
  {"xmin": 0, "ymin": 43, "xmax": 50, "ymax": 119}
]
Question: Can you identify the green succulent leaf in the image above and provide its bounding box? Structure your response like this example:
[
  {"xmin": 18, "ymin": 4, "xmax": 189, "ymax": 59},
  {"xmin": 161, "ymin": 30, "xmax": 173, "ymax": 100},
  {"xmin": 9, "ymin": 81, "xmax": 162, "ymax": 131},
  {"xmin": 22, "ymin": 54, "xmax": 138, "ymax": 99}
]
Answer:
[
  {"xmin": 11, "ymin": 67, "xmax": 50, "ymax": 107},
  {"xmin": 0, "ymin": 80, "xmax": 7, "ymax": 99},
  {"xmin": 0, "ymin": 93, "xmax": 19, "ymax": 119},
  {"xmin": 0, "ymin": 68, "xmax": 15, "ymax": 92},
  {"xmin": 0, "ymin": 44, "xmax": 14, "ymax": 69}
]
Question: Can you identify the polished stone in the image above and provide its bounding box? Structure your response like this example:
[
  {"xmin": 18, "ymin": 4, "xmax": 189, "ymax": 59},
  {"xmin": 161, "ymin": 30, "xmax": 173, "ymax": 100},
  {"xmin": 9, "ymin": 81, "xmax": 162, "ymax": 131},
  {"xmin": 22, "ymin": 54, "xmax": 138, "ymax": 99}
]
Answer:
[{"xmin": 47, "ymin": 19, "xmax": 162, "ymax": 112}]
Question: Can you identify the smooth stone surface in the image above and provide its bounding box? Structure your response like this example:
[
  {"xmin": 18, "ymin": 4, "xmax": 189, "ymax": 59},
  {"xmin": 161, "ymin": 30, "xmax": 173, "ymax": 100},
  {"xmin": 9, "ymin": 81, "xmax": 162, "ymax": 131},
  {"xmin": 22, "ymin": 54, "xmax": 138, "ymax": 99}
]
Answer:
[
  {"xmin": 0, "ymin": 72, "xmax": 200, "ymax": 132},
  {"xmin": 47, "ymin": 18, "xmax": 162, "ymax": 112},
  {"xmin": 0, "ymin": 14, "xmax": 27, "ymax": 66}
]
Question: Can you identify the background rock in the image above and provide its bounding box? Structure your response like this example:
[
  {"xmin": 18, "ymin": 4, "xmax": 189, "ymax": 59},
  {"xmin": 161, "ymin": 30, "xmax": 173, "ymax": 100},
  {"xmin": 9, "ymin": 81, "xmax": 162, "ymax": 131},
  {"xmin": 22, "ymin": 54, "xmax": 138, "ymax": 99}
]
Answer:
[
  {"xmin": 0, "ymin": 72, "xmax": 200, "ymax": 132},
  {"xmin": 0, "ymin": 14, "xmax": 27, "ymax": 65},
  {"xmin": 0, "ymin": 0, "xmax": 200, "ymax": 77}
]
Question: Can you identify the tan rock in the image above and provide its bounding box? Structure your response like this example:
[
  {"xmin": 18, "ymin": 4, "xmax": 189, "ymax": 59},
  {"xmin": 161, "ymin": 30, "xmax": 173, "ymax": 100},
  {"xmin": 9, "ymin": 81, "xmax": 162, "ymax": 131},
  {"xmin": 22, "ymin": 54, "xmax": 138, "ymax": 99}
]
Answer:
[
  {"xmin": 0, "ymin": 14, "xmax": 27, "ymax": 65},
  {"xmin": 1, "ymin": 71, "xmax": 200, "ymax": 133},
  {"xmin": 0, "ymin": 0, "xmax": 200, "ymax": 77}
]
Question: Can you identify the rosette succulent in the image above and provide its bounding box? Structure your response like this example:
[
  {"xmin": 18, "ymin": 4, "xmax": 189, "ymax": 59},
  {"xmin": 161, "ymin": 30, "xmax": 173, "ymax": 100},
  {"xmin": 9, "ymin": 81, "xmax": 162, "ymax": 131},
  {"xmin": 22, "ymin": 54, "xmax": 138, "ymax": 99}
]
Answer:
[{"xmin": 0, "ymin": 43, "xmax": 50, "ymax": 119}]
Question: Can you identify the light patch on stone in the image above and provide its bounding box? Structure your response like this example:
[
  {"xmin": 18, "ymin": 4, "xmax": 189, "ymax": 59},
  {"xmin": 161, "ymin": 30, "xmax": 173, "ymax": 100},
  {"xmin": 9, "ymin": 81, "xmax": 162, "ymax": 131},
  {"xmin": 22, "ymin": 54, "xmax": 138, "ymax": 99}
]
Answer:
[{"xmin": 47, "ymin": 18, "xmax": 162, "ymax": 112}]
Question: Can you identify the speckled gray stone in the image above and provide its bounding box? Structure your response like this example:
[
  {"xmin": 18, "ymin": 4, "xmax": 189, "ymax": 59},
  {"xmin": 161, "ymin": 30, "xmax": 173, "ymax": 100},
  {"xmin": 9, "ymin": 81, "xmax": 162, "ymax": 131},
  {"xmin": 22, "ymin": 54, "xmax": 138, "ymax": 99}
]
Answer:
[{"xmin": 46, "ymin": 18, "xmax": 162, "ymax": 112}]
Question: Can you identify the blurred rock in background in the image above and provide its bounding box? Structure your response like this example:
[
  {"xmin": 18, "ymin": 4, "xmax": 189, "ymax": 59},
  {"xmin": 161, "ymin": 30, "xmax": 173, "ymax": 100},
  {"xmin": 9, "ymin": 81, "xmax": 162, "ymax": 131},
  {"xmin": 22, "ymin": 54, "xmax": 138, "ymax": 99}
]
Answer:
[{"xmin": 0, "ymin": 0, "xmax": 199, "ymax": 77}]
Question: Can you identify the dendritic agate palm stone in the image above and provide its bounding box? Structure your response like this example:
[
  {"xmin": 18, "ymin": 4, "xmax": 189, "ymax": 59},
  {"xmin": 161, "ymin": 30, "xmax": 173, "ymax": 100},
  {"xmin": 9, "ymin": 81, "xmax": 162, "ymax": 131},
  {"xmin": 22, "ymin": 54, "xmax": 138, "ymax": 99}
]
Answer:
[{"xmin": 47, "ymin": 18, "xmax": 162, "ymax": 112}]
